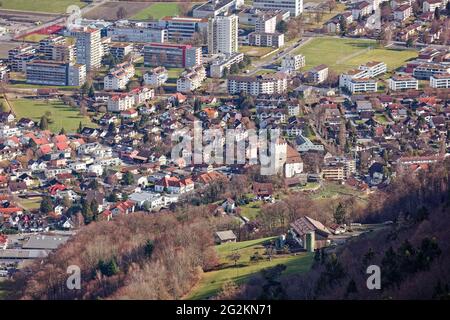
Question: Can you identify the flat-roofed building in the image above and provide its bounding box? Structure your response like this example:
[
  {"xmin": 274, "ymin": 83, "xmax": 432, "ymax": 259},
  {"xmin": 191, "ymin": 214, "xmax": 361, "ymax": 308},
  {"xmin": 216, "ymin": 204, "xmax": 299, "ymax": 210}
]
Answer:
[
  {"xmin": 248, "ymin": 31, "xmax": 284, "ymax": 48},
  {"xmin": 388, "ymin": 74, "xmax": 418, "ymax": 90},
  {"xmin": 306, "ymin": 64, "xmax": 329, "ymax": 84},
  {"xmin": 413, "ymin": 63, "xmax": 450, "ymax": 79},
  {"xmin": 143, "ymin": 43, "xmax": 202, "ymax": 68},
  {"xmin": 158, "ymin": 16, "xmax": 208, "ymax": 42},
  {"xmin": 281, "ymin": 54, "xmax": 305, "ymax": 71},
  {"xmin": 227, "ymin": 72, "xmax": 288, "ymax": 95},
  {"xmin": 347, "ymin": 78, "xmax": 377, "ymax": 93},
  {"xmin": 193, "ymin": 0, "xmax": 244, "ymax": 18},
  {"xmin": 210, "ymin": 52, "xmax": 244, "ymax": 78},
  {"xmin": 109, "ymin": 42, "xmax": 133, "ymax": 61},
  {"xmin": 430, "ymin": 73, "xmax": 450, "ymax": 88},
  {"xmin": 106, "ymin": 25, "xmax": 166, "ymax": 43},
  {"xmin": 253, "ymin": 0, "xmax": 303, "ymax": 16},
  {"xmin": 208, "ymin": 14, "xmax": 239, "ymax": 55},
  {"xmin": 26, "ymin": 60, "xmax": 86, "ymax": 86}
]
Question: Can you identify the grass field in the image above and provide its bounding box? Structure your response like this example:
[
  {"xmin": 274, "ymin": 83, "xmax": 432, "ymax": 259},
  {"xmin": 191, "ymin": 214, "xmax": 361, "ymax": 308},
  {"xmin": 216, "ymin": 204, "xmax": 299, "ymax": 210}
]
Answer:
[
  {"xmin": 240, "ymin": 46, "xmax": 276, "ymax": 58},
  {"xmin": 18, "ymin": 197, "xmax": 42, "ymax": 210},
  {"xmin": 294, "ymin": 37, "xmax": 418, "ymax": 74},
  {"xmin": 18, "ymin": 33, "xmax": 49, "ymax": 43},
  {"xmin": 10, "ymin": 99, "xmax": 96, "ymax": 133},
  {"xmin": 240, "ymin": 201, "xmax": 263, "ymax": 220},
  {"xmin": 0, "ymin": 0, "xmax": 86, "ymax": 13},
  {"xmin": 131, "ymin": 3, "xmax": 181, "ymax": 20},
  {"xmin": 187, "ymin": 237, "xmax": 313, "ymax": 300}
]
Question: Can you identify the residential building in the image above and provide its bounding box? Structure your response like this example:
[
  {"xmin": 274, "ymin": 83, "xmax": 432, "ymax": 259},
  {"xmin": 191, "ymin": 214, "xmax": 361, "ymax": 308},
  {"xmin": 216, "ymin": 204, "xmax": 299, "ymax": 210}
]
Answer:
[
  {"xmin": 248, "ymin": 32, "xmax": 285, "ymax": 48},
  {"xmin": 154, "ymin": 176, "xmax": 194, "ymax": 194},
  {"xmin": 413, "ymin": 63, "xmax": 450, "ymax": 79},
  {"xmin": 255, "ymin": 12, "xmax": 278, "ymax": 33},
  {"xmin": 388, "ymin": 74, "xmax": 418, "ymax": 90},
  {"xmin": 26, "ymin": 60, "xmax": 86, "ymax": 86},
  {"xmin": 143, "ymin": 43, "xmax": 202, "ymax": 68},
  {"xmin": 358, "ymin": 61, "xmax": 387, "ymax": 77},
  {"xmin": 52, "ymin": 44, "xmax": 76, "ymax": 63},
  {"xmin": 351, "ymin": 1, "xmax": 372, "ymax": 20},
  {"xmin": 193, "ymin": 0, "xmax": 244, "ymax": 18},
  {"xmin": 0, "ymin": 63, "xmax": 9, "ymax": 82},
  {"xmin": 253, "ymin": 0, "xmax": 303, "ymax": 17},
  {"xmin": 227, "ymin": 72, "xmax": 288, "ymax": 95},
  {"xmin": 107, "ymin": 87, "xmax": 154, "ymax": 112},
  {"xmin": 394, "ymin": 4, "xmax": 412, "ymax": 21},
  {"xmin": 306, "ymin": 64, "xmax": 329, "ymax": 84},
  {"xmin": 208, "ymin": 14, "xmax": 239, "ymax": 54},
  {"xmin": 422, "ymin": 0, "xmax": 445, "ymax": 12},
  {"xmin": 281, "ymin": 54, "xmax": 305, "ymax": 71},
  {"xmin": 158, "ymin": 16, "xmax": 208, "ymax": 42},
  {"xmin": 8, "ymin": 44, "xmax": 36, "ymax": 72},
  {"xmin": 106, "ymin": 25, "xmax": 166, "ymax": 43},
  {"xmin": 322, "ymin": 163, "xmax": 345, "ymax": 181},
  {"xmin": 430, "ymin": 73, "xmax": 450, "ymax": 88},
  {"xmin": 238, "ymin": 7, "xmax": 290, "ymax": 25},
  {"xmin": 347, "ymin": 78, "xmax": 378, "ymax": 93},
  {"xmin": 69, "ymin": 27, "xmax": 102, "ymax": 70},
  {"xmin": 143, "ymin": 67, "xmax": 169, "ymax": 86},
  {"xmin": 38, "ymin": 35, "xmax": 66, "ymax": 60},
  {"xmin": 210, "ymin": 52, "xmax": 244, "ymax": 78},
  {"xmin": 104, "ymin": 61, "xmax": 135, "ymax": 90},
  {"xmin": 177, "ymin": 65, "xmax": 207, "ymax": 92},
  {"xmin": 109, "ymin": 43, "xmax": 133, "ymax": 61}
]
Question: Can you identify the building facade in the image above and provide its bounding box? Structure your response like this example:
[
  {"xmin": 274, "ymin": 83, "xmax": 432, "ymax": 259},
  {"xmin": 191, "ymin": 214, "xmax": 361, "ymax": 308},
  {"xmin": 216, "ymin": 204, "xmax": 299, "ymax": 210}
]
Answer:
[
  {"xmin": 143, "ymin": 43, "xmax": 202, "ymax": 68},
  {"xmin": 208, "ymin": 14, "xmax": 239, "ymax": 54},
  {"xmin": 253, "ymin": 0, "xmax": 303, "ymax": 16}
]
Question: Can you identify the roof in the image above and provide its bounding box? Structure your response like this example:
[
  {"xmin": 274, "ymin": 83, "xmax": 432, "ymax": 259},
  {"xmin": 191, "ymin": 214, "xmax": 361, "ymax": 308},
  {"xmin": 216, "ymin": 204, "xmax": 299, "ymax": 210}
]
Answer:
[
  {"xmin": 22, "ymin": 234, "xmax": 70, "ymax": 250},
  {"xmin": 290, "ymin": 216, "xmax": 331, "ymax": 238},
  {"xmin": 215, "ymin": 230, "xmax": 237, "ymax": 241}
]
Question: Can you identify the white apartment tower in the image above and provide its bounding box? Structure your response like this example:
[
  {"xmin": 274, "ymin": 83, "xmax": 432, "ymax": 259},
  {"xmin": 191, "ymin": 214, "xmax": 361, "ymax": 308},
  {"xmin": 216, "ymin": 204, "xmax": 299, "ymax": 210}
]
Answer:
[
  {"xmin": 208, "ymin": 14, "xmax": 239, "ymax": 55},
  {"xmin": 70, "ymin": 28, "xmax": 102, "ymax": 71},
  {"xmin": 253, "ymin": 0, "xmax": 303, "ymax": 17}
]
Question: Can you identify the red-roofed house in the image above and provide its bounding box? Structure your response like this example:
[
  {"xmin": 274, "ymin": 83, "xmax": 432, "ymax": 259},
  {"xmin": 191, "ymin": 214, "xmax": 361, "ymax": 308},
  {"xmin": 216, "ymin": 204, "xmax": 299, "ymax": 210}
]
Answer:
[{"xmin": 154, "ymin": 176, "xmax": 194, "ymax": 194}]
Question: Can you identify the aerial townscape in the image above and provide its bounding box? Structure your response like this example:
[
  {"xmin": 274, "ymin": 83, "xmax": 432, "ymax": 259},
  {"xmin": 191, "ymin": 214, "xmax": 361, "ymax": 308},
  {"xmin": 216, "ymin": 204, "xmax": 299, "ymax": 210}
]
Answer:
[{"xmin": 0, "ymin": 0, "xmax": 449, "ymax": 303}]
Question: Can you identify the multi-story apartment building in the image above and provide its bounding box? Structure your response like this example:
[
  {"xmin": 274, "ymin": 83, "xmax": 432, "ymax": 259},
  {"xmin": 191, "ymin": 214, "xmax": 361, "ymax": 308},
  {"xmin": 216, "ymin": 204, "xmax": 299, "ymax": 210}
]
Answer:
[
  {"xmin": 68, "ymin": 27, "xmax": 102, "ymax": 70},
  {"xmin": 306, "ymin": 64, "xmax": 329, "ymax": 84},
  {"xmin": 358, "ymin": 61, "xmax": 387, "ymax": 77},
  {"xmin": 104, "ymin": 61, "xmax": 135, "ymax": 90},
  {"xmin": 158, "ymin": 16, "xmax": 208, "ymax": 42},
  {"xmin": 248, "ymin": 32, "xmax": 284, "ymax": 48},
  {"xmin": 143, "ymin": 43, "xmax": 202, "ymax": 68},
  {"xmin": 107, "ymin": 87, "xmax": 154, "ymax": 112},
  {"xmin": 8, "ymin": 44, "xmax": 36, "ymax": 72},
  {"xmin": 208, "ymin": 14, "xmax": 239, "ymax": 54},
  {"xmin": 253, "ymin": 0, "xmax": 303, "ymax": 16},
  {"xmin": 340, "ymin": 61, "xmax": 386, "ymax": 92},
  {"xmin": 322, "ymin": 163, "xmax": 345, "ymax": 181},
  {"xmin": 255, "ymin": 12, "xmax": 278, "ymax": 33},
  {"xmin": 227, "ymin": 72, "xmax": 288, "ymax": 95},
  {"xmin": 38, "ymin": 35, "xmax": 67, "ymax": 60},
  {"xmin": 106, "ymin": 25, "xmax": 166, "ymax": 43},
  {"xmin": 210, "ymin": 52, "xmax": 244, "ymax": 78},
  {"xmin": 143, "ymin": 67, "xmax": 169, "ymax": 86},
  {"xmin": 388, "ymin": 74, "xmax": 418, "ymax": 90},
  {"xmin": 177, "ymin": 65, "xmax": 207, "ymax": 92},
  {"xmin": 413, "ymin": 63, "xmax": 450, "ymax": 79},
  {"xmin": 109, "ymin": 43, "xmax": 133, "ymax": 61},
  {"xmin": 347, "ymin": 78, "xmax": 377, "ymax": 93},
  {"xmin": 52, "ymin": 44, "xmax": 76, "ymax": 63},
  {"xmin": 193, "ymin": 0, "xmax": 244, "ymax": 18},
  {"xmin": 393, "ymin": 4, "xmax": 412, "ymax": 21},
  {"xmin": 351, "ymin": 1, "xmax": 372, "ymax": 20},
  {"xmin": 422, "ymin": 0, "xmax": 446, "ymax": 12},
  {"xmin": 0, "ymin": 63, "xmax": 9, "ymax": 82},
  {"xmin": 26, "ymin": 60, "xmax": 86, "ymax": 86},
  {"xmin": 430, "ymin": 73, "xmax": 450, "ymax": 88},
  {"xmin": 281, "ymin": 54, "xmax": 305, "ymax": 71}
]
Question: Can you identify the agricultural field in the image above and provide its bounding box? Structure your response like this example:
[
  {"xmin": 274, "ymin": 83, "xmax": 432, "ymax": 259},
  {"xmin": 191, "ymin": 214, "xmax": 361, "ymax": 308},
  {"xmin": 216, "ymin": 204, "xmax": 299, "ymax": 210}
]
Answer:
[
  {"xmin": 0, "ymin": 0, "xmax": 86, "ymax": 13},
  {"xmin": 84, "ymin": 1, "xmax": 151, "ymax": 20},
  {"xmin": 18, "ymin": 197, "xmax": 42, "ymax": 210},
  {"xmin": 187, "ymin": 237, "xmax": 313, "ymax": 300},
  {"xmin": 294, "ymin": 37, "xmax": 418, "ymax": 74},
  {"xmin": 9, "ymin": 99, "xmax": 96, "ymax": 133},
  {"xmin": 131, "ymin": 3, "xmax": 182, "ymax": 20}
]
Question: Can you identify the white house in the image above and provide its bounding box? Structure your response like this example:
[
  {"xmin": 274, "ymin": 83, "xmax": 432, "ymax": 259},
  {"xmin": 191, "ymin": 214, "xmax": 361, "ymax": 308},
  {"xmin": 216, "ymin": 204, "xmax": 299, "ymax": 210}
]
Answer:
[
  {"xmin": 143, "ymin": 66, "xmax": 168, "ymax": 87},
  {"xmin": 388, "ymin": 74, "xmax": 418, "ymax": 90}
]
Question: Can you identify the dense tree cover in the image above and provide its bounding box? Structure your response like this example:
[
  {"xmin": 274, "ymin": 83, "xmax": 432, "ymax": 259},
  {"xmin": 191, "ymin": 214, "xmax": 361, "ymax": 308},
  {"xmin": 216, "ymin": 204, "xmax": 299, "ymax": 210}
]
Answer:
[
  {"xmin": 6, "ymin": 213, "xmax": 219, "ymax": 300},
  {"xmin": 221, "ymin": 160, "xmax": 450, "ymax": 300}
]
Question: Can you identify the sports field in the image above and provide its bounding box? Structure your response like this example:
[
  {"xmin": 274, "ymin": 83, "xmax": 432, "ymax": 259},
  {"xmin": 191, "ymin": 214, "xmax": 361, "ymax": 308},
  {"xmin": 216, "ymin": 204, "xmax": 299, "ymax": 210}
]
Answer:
[
  {"xmin": 186, "ymin": 237, "xmax": 313, "ymax": 300},
  {"xmin": 10, "ymin": 99, "xmax": 96, "ymax": 133},
  {"xmin": 294, "ymin": 37, "xmax": 418, "ymax": 73},
  {"xmin": 0, "ymin": 0, "xmax": 86, "ymax": 13}
]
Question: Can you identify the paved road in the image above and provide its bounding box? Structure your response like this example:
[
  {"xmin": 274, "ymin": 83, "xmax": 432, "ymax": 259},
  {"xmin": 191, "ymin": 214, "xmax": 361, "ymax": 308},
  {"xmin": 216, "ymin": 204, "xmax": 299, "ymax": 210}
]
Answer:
[{"xmin": 247, "ymin": 37, "xmax": 313, "ymax": 76}]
